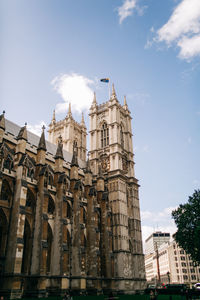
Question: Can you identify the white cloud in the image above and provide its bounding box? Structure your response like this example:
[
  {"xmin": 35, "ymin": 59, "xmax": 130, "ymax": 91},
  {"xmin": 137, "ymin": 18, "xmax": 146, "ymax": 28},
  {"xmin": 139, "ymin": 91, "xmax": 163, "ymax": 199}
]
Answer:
[
  {"xmin": 51, "ymin": 73, "xmax": 94, "ymax": 115},
  {"xmin": 27, "ymin": 121, "xmax": 47, "ymax": 136},
  {"xmin": 117, "ymin": 0, "xmax": 137, "ymax": 24},
  {"xmin": 156, "ymin": 0, "xmax": 200, "ymax": 60},
  {"xmin": 178, "ymin": 34, "xmax": 200, "ymax": 59}
]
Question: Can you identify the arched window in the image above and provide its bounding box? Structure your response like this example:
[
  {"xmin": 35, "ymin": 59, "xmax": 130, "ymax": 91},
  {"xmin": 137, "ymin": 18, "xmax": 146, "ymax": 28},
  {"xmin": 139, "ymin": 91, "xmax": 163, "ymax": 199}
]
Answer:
[
  {"xmin": 101, "ymin": 123, "xmax": 109, "ymax": 148},
  {"xmin": 21, "ymin": 218, "xmax": 32, "ymax": 274},
  {"xmin": 0, "ymin": 209, "xmax": 8, "ymax": 260},
  {"xmin": 80, "ymin": 207, "xmax": 86, "ymax": 224},
  {"xmin": 48, "ymin": 196, "xmax": 55, "ymax": 215},
  {"xmin": 46, "ymin": 223, "xmax": 53, "ymax": 273},
  {"xmin": 26, "ymin": 188, "xmax": 35, "ymax": 211},
  {"xmin": 120, "ymin": 125, "xmax": 124, "ymax": 148},
  {"xmin": 63, "ymin": 178, "xmax": 68, "ymax": 194},
  {"xmin": 27, "ymin": 168, "xmax": 34, "ymax": 181},
  {"xmin": 0, "ymin": 179, "xmax": 12, "ymax": 202},
  {"xmin": 66, "ymin": 202, "xmax": 71, "ymax": 219},
  {"xmin": 3, "ymin": 155, "xmax": 13, "ymax": 172},
  {"xmin": 44, "ymin": 172, "xmax": 48, "ymax": 188},
  {"xmin": 48, "ymin": 174, "xmax": 53, "ymax": 187}
]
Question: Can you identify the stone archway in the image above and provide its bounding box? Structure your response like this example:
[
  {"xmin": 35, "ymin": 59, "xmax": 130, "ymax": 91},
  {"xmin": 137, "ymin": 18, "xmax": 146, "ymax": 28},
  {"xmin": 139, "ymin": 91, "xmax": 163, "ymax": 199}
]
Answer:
[
  {"xmin": 21, "ymin": 218, "xmax": 32, "ymax": 274},
  {"xmin": 0, "ymin": 208, "xmax": 8, "ymax": 275},
  {"xmin": 46, "ymin": 223, "xmax": 53, "ymax": 273}
]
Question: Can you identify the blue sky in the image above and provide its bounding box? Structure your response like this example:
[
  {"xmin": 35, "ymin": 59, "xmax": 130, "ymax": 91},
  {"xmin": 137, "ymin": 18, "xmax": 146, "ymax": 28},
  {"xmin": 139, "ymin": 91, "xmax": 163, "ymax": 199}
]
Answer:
[{"xmin": 1, "ymin": 0, "xmax": 200, "ymax": 242}]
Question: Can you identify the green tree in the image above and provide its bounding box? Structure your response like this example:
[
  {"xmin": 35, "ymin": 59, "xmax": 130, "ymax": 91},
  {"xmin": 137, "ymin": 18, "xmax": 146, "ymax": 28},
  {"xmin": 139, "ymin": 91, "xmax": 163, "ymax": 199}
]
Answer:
[{"xmin": 172, "ymin": 189, "xmax": 200, "ymax": 265}]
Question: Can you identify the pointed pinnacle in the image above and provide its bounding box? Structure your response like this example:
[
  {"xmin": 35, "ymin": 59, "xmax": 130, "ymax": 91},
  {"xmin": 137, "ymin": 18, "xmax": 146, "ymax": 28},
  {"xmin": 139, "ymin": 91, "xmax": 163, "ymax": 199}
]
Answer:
[
  {"xmin": 38, "ymin": 125, "xmax": 46, "ymax": 151},
  {"xmin": 112, "ymin": 83, "xmax": 116, "ymax": 97},
  {"xmin": 124, "ymin": 95, "xmax": 127, "ymax": 106},
  {"xmin": 93, "ymin": 92, "xmax": 97, "ymax": 104},
  {"xmin": 55, "ymin": 135, "xmax": 64, "ymax": 159},
  {"xmin": 17, "ymin": 123, "xmax": 28, "ymax": 141},
  {"xmin": 52, "ymin": 109, "xmax": 56, "ymax": 121},
  {"xmin": 0, "ymin": 111, "xmax": 5, "ymax": 130},
  {"xmin": 71, "ymin": 141, "xmax": 79, "ymax": 167}
]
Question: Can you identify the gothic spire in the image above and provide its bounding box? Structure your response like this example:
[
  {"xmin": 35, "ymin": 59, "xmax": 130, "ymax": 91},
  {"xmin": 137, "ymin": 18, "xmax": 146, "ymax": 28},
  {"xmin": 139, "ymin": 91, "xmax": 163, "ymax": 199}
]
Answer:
[
  {"xmin": 0, "ymin": 111, "xmax": 5, "ymax": 130},
  {"xmin": 37, "ymin": 125, "xmax": 46, "ymax": 151},
  {"xmin": 124, "ymin": 95, "xmax": 127, "ymax": 106},
  {"xmin": 67, "ymin": 102, "xmax": 72, "ymax": 118},
  {"xmin": 17, "ymin": 122, "xmax": 28, "ymax": 141},
  {"xmin": 80, "ymin": 112, "xmax": 86, "ymax": 127},
  {"xmin": 112, "ymin": 83, "xmax": 116, "ymax": 97},
  {"xmin": 55, "ymin": 135, "xmax": 64, "ymax": 159},
  {"xmin": 110, "ymin": 83, "xmax": 118, "ymax": 101},
  {"xmin": 123, "ymin": 95, "xmax": 128, "ymax": 110},
  {"xmin": 71, "ymin": 141, "xmax": 79, "ymax": 167},
  {"xmin": 52, "ymin": 109, "xmax": 56, "ymax": 122},
  {"xmin": 92, "ymin": 92, "xmax": 97, "ymax": 105}
]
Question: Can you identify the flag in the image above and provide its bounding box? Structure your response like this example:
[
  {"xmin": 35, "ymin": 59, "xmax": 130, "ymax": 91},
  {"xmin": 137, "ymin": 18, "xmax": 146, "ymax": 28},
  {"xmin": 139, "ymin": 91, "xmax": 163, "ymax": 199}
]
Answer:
[{"xmin": 100, "ymin": 78, "xmax": 109, "ymax": 83}]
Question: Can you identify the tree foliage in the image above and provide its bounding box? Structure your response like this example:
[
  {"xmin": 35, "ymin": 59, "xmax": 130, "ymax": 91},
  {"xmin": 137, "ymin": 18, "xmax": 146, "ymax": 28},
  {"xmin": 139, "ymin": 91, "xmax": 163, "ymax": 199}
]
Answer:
[{"xmin": 172, "ymin": 189, "xmax": 200, "ymax": 265}]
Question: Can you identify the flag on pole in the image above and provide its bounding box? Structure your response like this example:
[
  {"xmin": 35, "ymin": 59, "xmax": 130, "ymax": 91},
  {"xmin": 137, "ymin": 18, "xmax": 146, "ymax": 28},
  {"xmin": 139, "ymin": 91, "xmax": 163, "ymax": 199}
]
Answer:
[{"xmin": 100, "ymin": 78, "xmax": 109, "ymax": 83}]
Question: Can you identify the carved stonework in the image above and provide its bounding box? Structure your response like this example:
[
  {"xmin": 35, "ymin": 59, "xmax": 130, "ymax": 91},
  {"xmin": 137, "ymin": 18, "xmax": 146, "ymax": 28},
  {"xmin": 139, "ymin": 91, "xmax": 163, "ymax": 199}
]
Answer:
[
  {"xmin": 100, "ymin": 156, "xmax": 110, "ymax": 172},
  {"xmin": 122, "ymin": 156, "xmax": 128, "ymax": 172}
]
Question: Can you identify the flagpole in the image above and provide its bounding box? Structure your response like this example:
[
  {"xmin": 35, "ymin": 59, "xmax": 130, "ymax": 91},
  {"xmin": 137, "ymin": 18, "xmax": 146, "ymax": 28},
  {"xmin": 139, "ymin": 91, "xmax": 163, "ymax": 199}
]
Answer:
[
  {"xmin": 100, "ymin": 78, "xmax": 110, "ymax": 99},
  {"xmin": 108, "ymin": 80, "xmax": 111, "ymax": 100}
]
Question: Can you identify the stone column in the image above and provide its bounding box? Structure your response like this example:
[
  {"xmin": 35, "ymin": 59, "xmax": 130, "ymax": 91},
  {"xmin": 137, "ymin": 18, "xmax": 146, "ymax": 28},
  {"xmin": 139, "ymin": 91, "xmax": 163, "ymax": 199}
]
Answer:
[
  {"xmin": 70, "ymin": 180, "xmax": 82, "ymax": 291},
  {"xmin": 4, "ymin": 166, "xmax": 27, "ymax": 298},
  {"xmin": 86, "ymin": 186, "xmax": 98, "ymax": 291},
  {"xmin": 49, "ymin": 179, "xmax": 63, "ymax": 294}
]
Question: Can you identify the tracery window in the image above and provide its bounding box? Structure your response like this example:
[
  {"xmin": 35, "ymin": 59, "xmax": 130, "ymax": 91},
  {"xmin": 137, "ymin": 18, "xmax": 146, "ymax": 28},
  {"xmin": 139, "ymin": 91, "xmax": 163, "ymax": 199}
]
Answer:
[
  {"xmin": 48, "ymin": 196, "xmax": 55, "ymax": 215},
  {"xmin": 101, "ymin": 123, "xmax": 109, "ymax": 148},
  {"xmin": 27, "ymin": 168, "xmax": 34, "ymax": 181},
  {"xmin": 48, "ymin": 174, "xmax": 53, "ymax": 187},
  {"xmin": 26, "ymin": 188, "xmax": 35, "ymax": 210},
  {"xmin": 3, "ymin": 155, "xmax": 13, "ymax": 172},
  {"xmin": 0, "ymin": 179, "xmax": 12, "ymax": 202},
  {"xmin": 66, "ymin": 202, "xmax": 71, "ymax": 219}
]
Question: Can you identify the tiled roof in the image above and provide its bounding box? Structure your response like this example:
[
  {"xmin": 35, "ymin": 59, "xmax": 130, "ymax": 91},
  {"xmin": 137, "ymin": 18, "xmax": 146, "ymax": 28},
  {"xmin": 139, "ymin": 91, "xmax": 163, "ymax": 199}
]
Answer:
[{"xmin": 5, "ymin": 119, "xmax": 86, "ymax": 169}]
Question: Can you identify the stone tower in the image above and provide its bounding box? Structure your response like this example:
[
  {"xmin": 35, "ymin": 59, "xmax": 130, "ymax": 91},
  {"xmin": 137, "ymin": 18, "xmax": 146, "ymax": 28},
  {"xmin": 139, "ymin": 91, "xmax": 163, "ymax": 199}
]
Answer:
[
  {"xmin": 48, "ymin": 104, "xmax": 87, "ymax": 161},
  {"xmin": 89, "ymin": 85, "xmax": 145, "ymax": 291}
]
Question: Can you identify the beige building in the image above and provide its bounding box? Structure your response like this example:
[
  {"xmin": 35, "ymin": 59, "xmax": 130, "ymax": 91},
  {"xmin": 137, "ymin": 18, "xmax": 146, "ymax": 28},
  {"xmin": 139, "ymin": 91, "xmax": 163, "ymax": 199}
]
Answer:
[
  {"xmin": 145, "ymin": 232, "xmax": 200, "ymax": 286},
  {"xmin": 0, "ymin": 85, "xmax": 146, "ymax": 298}
]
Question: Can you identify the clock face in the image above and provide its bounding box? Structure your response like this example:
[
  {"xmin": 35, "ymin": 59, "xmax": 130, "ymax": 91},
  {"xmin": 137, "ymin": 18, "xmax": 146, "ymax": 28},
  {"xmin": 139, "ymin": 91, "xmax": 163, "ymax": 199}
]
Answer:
[{"xmin": 101, "ymin": 157, "xmax": 110, "ymax": 171}]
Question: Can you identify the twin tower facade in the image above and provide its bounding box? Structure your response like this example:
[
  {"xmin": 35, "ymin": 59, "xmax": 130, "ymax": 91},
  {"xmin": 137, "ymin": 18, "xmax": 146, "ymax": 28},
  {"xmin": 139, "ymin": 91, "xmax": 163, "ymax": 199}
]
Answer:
[{"xmin": 0, "ymin": 85, "xmax": 146, "ymax": 298}]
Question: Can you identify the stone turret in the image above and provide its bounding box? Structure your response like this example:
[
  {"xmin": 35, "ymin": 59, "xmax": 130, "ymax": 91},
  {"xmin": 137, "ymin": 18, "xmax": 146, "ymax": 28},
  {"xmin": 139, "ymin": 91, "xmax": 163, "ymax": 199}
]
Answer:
[
  {"xmin": 84, "ymin": 155, "xmax": 92, "ymax": 186},
  {"xmin": 36, "ymin": 125, "xmax": 46, "ymax": 166},
  {"xmin": 70, "ymin": 141, "xmax": 79, "ymax": 180},
  {"xmin": 15, "ymin": 123, "xmax": 27, "ymax": 163},
  {"xmin": 96, "ymin": 164, "xmax": 104, "ymax": 192},
  {"xmin": 54, "ymin": 135, "xmax": 64, "ymax": 174}
]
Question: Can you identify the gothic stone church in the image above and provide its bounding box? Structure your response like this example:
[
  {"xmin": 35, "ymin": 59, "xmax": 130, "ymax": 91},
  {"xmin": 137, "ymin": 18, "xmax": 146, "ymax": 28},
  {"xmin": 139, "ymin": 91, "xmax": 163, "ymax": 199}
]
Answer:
[{"xmin": 0, "ymin": 85, "xmax": 146, "ymax": 298}]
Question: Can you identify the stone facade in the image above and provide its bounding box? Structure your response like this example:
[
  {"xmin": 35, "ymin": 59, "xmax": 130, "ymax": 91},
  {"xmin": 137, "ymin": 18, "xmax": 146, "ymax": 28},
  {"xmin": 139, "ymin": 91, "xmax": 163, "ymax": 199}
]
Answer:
[{"xmin": 0, "ymin": 86, "xmax": 146, "ymax": 298}]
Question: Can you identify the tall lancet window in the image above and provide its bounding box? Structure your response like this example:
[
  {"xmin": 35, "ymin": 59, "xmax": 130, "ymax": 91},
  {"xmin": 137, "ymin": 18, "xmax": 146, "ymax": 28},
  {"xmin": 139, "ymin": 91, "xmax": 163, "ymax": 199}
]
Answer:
[
  {"xmin": 120, "ymin": 125, "xmax": 124, "ymax": 148},
  {"xmin": 101, "ymin": 123, "xmax": 109, "ymax": 148}
]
